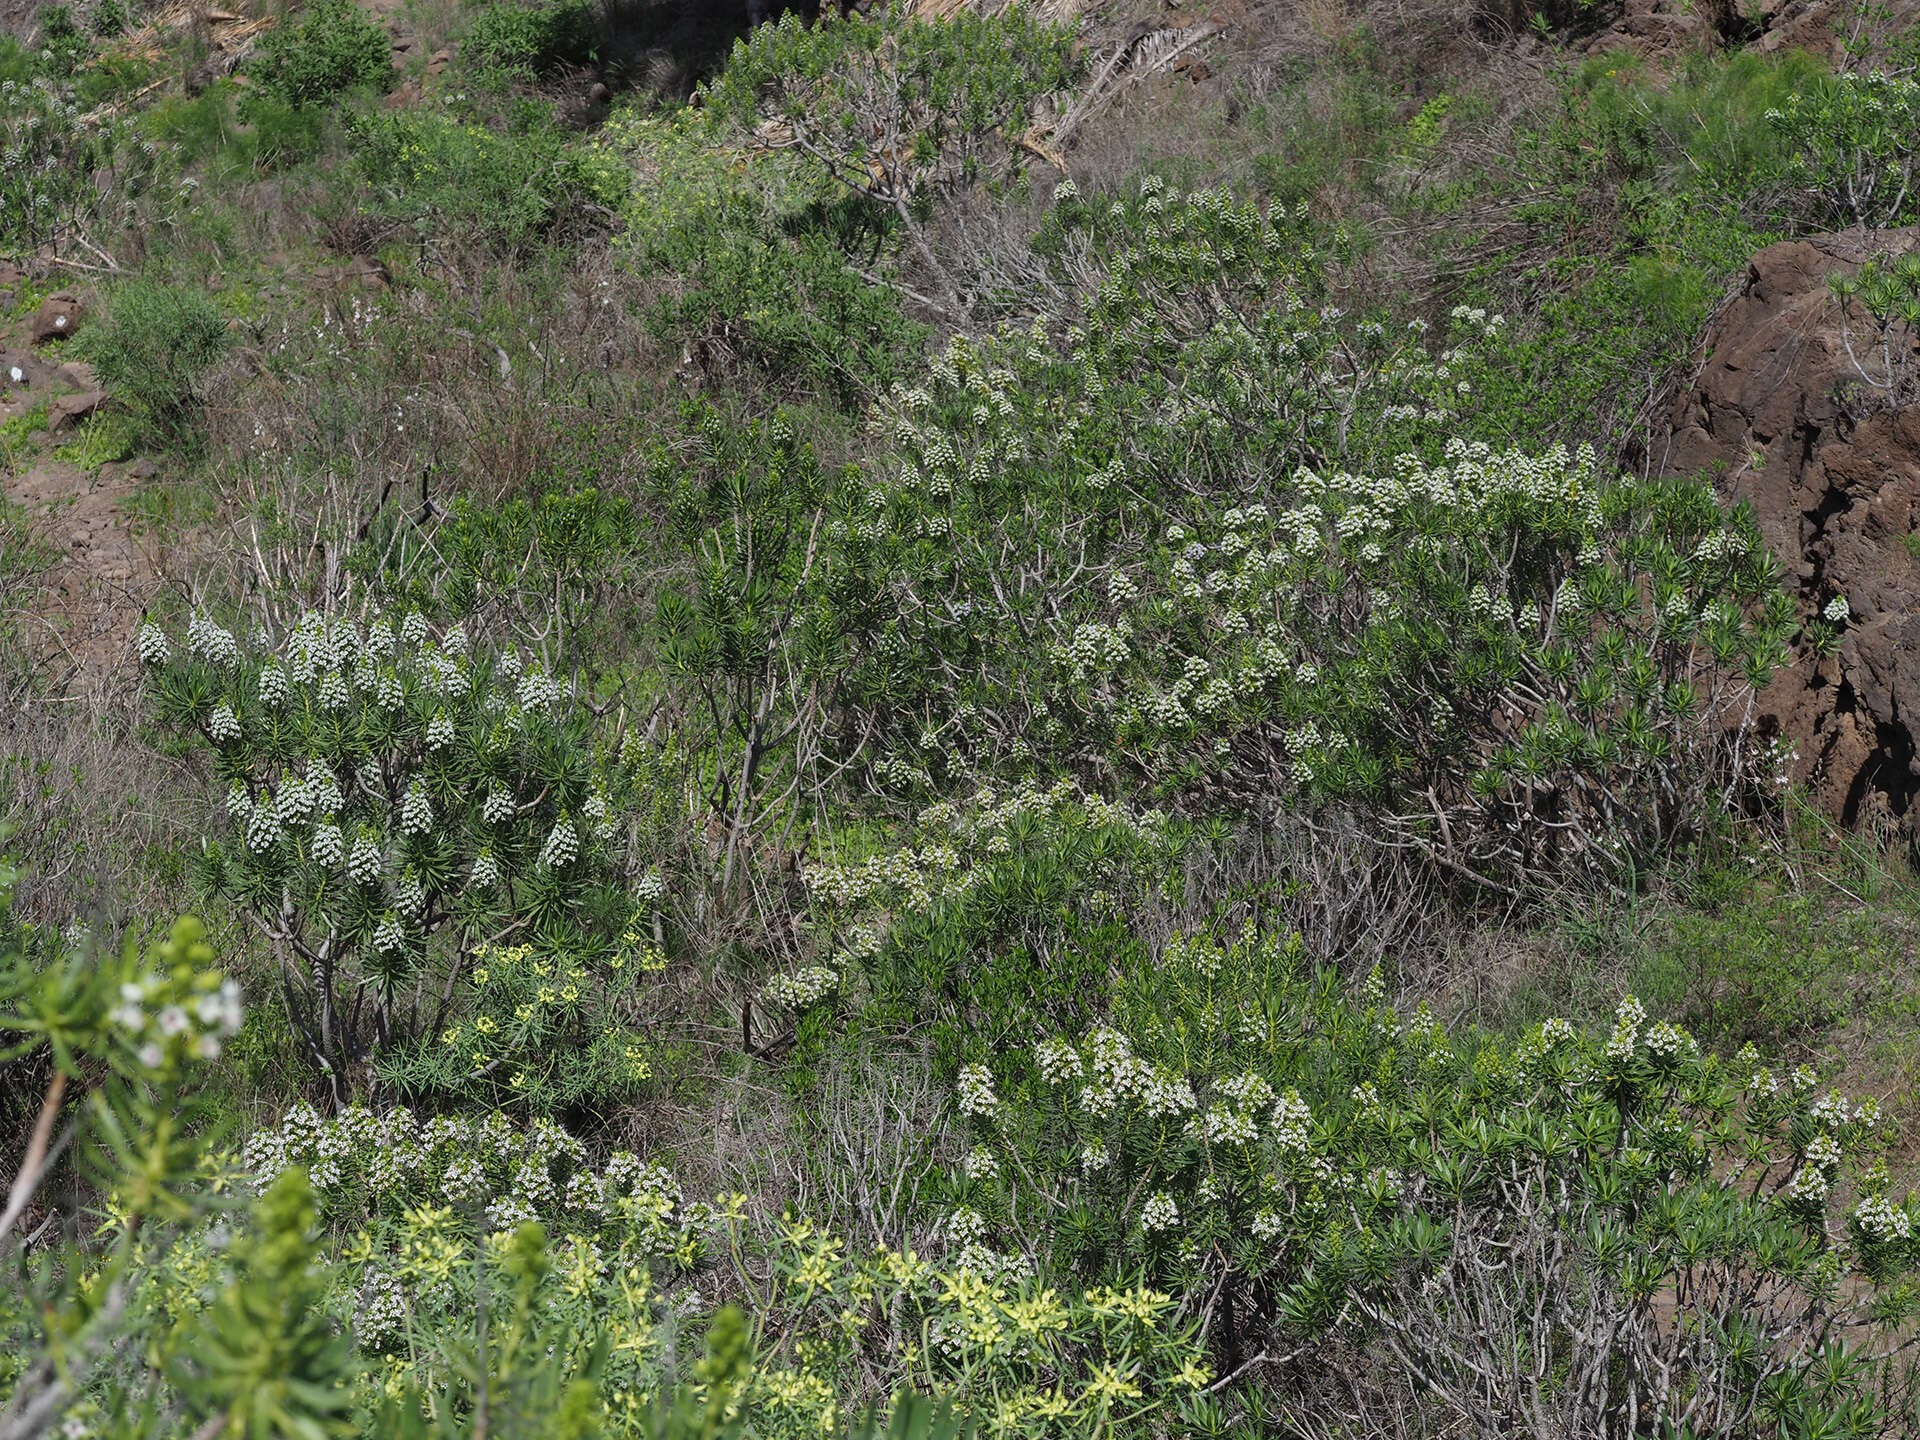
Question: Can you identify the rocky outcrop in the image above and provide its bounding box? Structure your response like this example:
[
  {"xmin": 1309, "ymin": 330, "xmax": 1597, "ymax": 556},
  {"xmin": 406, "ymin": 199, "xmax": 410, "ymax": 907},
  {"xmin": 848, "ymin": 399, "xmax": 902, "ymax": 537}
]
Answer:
[
  {"xmin": 1662, "ymin": 228, "xmax": 1920, "ymax": 823},
  {"xmin": 1576, "ymin": 0, "xmax": 1920, "ymax": 62}
]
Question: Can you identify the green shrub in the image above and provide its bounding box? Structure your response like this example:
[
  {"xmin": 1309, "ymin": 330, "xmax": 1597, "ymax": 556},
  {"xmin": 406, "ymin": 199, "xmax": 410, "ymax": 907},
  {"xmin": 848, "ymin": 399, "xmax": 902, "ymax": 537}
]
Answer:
[
  {"xmin": 0, "ymin": 75, "xmax": 168, "ymax": 258},
  {"xmin": 944, "ymin": 921, "xmax": 1920, "ymax": 1437},
  {"xmin": 137, "ymin": 599, "xmax": 671, "ymax": 1106},
  {"xmin": 71, "ymin": 279, "xmax": 228, "ymax": 446},
  {"xmin": 248, "ymin": 0, "xmax": 393, "ymax": 111},
  {"xmin": 462, "ymin": 0, "xmax": 596, "ymax": 77},
  {"xmin": 1768, "ymin": 68, "xmax": 1920, "ymax": 229},
  {"xmin": 348, "ymin": 108, "xmax": 628, "ymax": 255},
  {"xmin": 1830, "ymin": 248, "xmax": 1920, "ymax": 409},
  {"xmin": 609, "ymin": 110, "xmax": 928, "ymax": 403},
  {"xmin": 806, "ymin": 182, "xmax": 1796, "ymax": 887},
  {"xmin": 30, "ymin": 4, "xmax": 90, "ymax": 78},
  {"xmin": 701, "ymin": 4, "xmax": 1077, "ymax": 315}
]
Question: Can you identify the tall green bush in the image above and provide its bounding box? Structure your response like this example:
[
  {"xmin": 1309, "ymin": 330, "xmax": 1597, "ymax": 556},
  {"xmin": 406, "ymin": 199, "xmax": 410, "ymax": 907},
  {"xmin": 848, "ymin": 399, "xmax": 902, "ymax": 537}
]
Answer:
[
  {"xmin": 247, "ymin": 0, "xmax": 393, "ymax": 111},
  {"xmin": 72, "ymin": 279, "xmax": 228, "ymax": 446},
  {"xmin": 806, "ymin": 182, "xmax": 1797, "ymax": 886}
]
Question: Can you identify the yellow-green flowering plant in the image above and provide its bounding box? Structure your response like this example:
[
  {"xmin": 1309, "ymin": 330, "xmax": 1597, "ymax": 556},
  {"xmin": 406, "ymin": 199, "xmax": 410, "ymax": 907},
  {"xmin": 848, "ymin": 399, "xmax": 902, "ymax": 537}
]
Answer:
[{"xmin": 942, "ymin": 920, "xmax": 1918, "ymax": 1438}]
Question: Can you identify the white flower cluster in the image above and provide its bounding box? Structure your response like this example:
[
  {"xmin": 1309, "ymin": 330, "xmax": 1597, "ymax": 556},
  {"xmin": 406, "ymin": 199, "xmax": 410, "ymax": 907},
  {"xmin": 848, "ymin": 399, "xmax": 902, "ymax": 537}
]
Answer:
[
  {"xmin": 241, "ymin": 1106, "xmax": 664, "ymax": 1237},
  {"xmin": 108, "ymin": 972, "xmax": 244, "ymax": 1071},
  {"xmin": 373, "ymin": 913, "xmax": 405, "ymax": 953},
  {"xmin": 357, "ymin": 1270, "xmax": 409, "ymax": 1349},
  {"xmin": 956, "ymin": 1063, "xmax": 999, "ymax": 1117},
  {"xmin": 1271, "ymin": 1089, "xmax": 1312, "ymax": 1151},
  {"xmin": 1605, "ymin": 994, "xmax": 1648, "ymax": 1059},
  {"xmin": 137, "ymin": 622, "xmax": 171, "ymax": 665},
  {"xmin": 581, "ymin": 791, "xmax": 616, "ymax": 841},
  {"xmin": 1350, "ymin": 1082, "xmax": 1384, "ymax": 1123},
  {"xmin": 762, "ymin": 966, "xmax": 839, "ymax": 1010},
  {"xmin": 1078, "ymin": 1026, "xmax": 1150, "ymax": 1116},
  {"xmin": 186, "ymin": 613, "xmax": 239, "ymax": 666},
  {"xmin": 1642, "ymin": 1020, "xmax": 1697, "ymax": 1058},
  {"xmin": 1035, "ymin": 1037, "xmax": 1084, "ymax": 1083},
  {"xmin": 1811, "ymin": 1089, "xmax": 1882, "ymax": 1130},
  {"xmin": 347, "ymin": 831, "xmax": 384, "ymax": 885},
  {"xmin": 1785, "ymin": 1130, "xmax": 1848, "ymax": 1205},
  {"xmin": 1856, "ymin": 1194, "xmax": 1914, "ymax": 1243},
  {"xmin": 540, "ymin": 816, "xmax": 579, "ymax": 868},
  {"xmin": 399, "ymin": 782, "xmax": 433, "ymax": 836},
  {"xmin": 964, "ymin": 1146, "xmax": 1000, "ymax": 1179},
  {"xmin": 1141, "ymin": 1192, "xmax": 1180, "ymax": 1232}
]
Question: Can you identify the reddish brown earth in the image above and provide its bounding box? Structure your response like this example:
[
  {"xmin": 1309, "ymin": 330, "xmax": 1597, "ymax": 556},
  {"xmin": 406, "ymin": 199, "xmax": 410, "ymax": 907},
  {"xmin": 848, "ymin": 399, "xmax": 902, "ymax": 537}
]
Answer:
[
  {"xmin": 0, "ymin": 273, "xmax": 161, "ymax": 683},
  {"xmin": 1660, "ymin": 228, "xmax": 1920, "ymax": 824}
]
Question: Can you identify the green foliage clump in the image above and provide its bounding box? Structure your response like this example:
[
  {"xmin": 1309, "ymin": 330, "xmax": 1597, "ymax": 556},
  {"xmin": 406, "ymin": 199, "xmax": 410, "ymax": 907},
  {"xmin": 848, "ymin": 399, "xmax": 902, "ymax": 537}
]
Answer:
[
  {"xmin": 71, "ymin": 278, "xmax": 228, "ymax": 446},
  {"xmin": 1831, "ymin": 247, "xmax": 1920, "ymax": 409},
  {"xmin": 607, "ymin": 111, "xmax": 927, "ymax": 403},
  {"xmin": 463, "ymin": 0, "xmax": 597, "ymax": 78},
  {"xmin": 348, "ymin": 108, "xmax": 628, "ymax": 256},
  {"xmin": 702, "ymin": 4, "xmax": 1077, "ymax": 313},
  {"xmin": 1768, "ymin": 67, "xmax": 1920, "ymax": 229},
  {"xmin": 248, "ymin": 0, "xmax": 393, "ymax": 111}
]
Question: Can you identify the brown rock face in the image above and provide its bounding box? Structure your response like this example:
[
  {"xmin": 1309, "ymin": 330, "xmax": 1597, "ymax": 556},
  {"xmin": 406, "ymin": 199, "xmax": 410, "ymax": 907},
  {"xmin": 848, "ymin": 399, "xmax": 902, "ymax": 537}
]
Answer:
[{"xmin": 1661, "ymin": 228, "xmax": 1920, "ymax": 823}]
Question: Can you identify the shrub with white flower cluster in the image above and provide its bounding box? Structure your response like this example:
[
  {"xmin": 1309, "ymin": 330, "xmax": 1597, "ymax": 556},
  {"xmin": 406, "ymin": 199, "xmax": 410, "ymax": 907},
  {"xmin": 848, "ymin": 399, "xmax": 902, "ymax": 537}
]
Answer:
[
  {"xmin": 1766, "ymin": 68, "xmax": 1920, "ymax": 229},
  {"xmin": 802, "ymin": 181, "xmax": 1795, "ymax": 887},
  {"xmin": 140, "ymin": 608, "xmax": 671, "ymax": 1090},
  {"xmin": 761, "ymin": 964, "xmax": 840, "ymax": 1012},
  {"xmin": 940, "ymin": 919, "xmax": 1920, "ymax": 1438},
  {"xmin": 0, "ymin": 75, "xmax": 169, "ymax": 259},
  {"xmin": 240, "ymin": 1102, "xmax": 702, "ymax": 1259}
]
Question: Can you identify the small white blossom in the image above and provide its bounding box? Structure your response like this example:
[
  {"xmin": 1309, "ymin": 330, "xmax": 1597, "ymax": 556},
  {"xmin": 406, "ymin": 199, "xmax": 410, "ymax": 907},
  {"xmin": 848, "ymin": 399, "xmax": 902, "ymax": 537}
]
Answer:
[{"xmin": 372, "ymin": 912, "xmax": 405, "ymax": 953}]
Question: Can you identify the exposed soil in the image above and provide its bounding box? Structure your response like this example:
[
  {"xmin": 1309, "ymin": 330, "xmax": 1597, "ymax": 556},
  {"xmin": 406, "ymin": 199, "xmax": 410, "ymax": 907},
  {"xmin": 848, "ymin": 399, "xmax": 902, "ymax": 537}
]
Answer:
[{"xmin": 0, "ymin": 282, "xmax": 161, "ymax": 685}]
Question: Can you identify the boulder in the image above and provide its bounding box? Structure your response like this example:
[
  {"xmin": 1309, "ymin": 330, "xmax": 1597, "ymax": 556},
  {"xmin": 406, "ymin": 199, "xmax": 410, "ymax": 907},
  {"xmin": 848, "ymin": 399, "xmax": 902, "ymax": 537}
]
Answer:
[
  {"xmin": 30, "ymin": 292, "xmax": 82, "ymax": 344},
  {"xmin": 48, "ymin": 390, "xmax": 105, "ymax": 431},
  {"xmin": 1662, "ymin": 227, "xmax": 1920, "ymax": 823},
  {"xmin": 0, "ymin": 351, "xmax": 48, "ymax": 388}
]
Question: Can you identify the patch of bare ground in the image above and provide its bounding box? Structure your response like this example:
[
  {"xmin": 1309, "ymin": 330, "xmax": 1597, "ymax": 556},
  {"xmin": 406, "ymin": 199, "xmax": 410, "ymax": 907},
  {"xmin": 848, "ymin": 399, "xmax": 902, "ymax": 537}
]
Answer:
[{"xmin": 3, "ymin": 455, "xmax": 161, "ymax": 684}]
